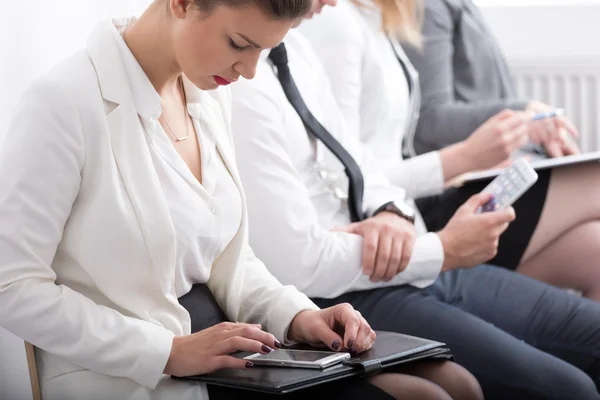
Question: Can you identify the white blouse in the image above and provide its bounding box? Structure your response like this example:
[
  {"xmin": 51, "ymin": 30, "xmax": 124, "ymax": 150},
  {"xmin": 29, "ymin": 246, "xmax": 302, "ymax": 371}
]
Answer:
[
  {"xmin": 114, "ymin": 20, "xmax": 241, "ymax": 298},
  {"xmin": 141, "ymin": 121, "xmax": 242, "ymax": 298},
  {"xmin": 298, "ymin": 0, "xmax": 446, "ymax": 199}
]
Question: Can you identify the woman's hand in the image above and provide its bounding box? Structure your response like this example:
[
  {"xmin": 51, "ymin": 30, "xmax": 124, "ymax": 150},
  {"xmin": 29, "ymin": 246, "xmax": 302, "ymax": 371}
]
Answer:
[
  {"xmin": 287, "ymin": 304, "xmax": 376, "ymax": 355},
  {"xmin": 163, "ymin": 322, "xmax": 281, "ymax": 377},
  {"xmin": 544, "ymin": 136, "xmax": 581, "ymax": 158},
  {"xmin": 461, "ymin": 109, "xmax": 529, "ymax": 171},
  {"xmin": 526, "ymin": 101, "xmax": 579, "ymax": 146}
]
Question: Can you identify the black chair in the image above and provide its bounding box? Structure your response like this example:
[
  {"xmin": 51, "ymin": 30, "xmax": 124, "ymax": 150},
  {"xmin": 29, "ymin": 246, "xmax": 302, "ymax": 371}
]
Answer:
[{"xmin": 178, "ymin": 284, "xmax": 229, "ymax": 333}]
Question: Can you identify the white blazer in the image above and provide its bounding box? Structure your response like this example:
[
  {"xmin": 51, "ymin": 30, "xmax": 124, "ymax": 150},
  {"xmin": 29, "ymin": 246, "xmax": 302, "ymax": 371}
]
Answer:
[
  {"xmin": 298, "ymin": 1, "xmax": 446, "ymax": 199},
  {"xmin": 0, "ymin": 19, "xmax": 317, "ymax": 400}
]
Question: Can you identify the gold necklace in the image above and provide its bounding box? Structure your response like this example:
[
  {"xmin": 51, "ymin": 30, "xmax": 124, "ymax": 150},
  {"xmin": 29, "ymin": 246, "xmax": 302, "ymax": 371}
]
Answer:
[{"xmin": 160, "ymin": 76, "xmax": 190, "ymax": 142}]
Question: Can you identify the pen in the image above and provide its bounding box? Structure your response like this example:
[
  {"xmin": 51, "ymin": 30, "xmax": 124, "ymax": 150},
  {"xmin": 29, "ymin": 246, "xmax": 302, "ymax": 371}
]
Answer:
[{"xmin": 531, "ymin": 108, "xmax": 565, "ymax": 121}]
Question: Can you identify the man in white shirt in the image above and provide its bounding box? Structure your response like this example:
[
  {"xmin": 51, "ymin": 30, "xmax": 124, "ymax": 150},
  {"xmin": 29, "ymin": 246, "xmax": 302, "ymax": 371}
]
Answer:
[{"xmin": 229, "ymin": 8, "xmax": 600, "ymax": 400}]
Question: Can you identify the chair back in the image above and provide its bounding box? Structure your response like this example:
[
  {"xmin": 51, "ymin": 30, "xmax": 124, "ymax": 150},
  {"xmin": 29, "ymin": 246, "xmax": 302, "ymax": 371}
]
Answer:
[{"xmin": 24, "ymin": 342, "xmax": 42, "ymax": 400}]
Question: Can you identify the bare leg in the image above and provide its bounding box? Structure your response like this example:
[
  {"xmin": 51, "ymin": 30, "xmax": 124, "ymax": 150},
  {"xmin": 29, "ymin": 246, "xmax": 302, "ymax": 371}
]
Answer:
[
  {"xmin": 368, "ymin": 372, "xmax": 452, "ymax": 400},
  {"xmin": 519, "ymin": 162, "xmax": 600, "ymax": 299},
  {"xmin": 519, "ymin": 222, "xmax": 600, "ymax": 300},
  {"xmin": 388, "ymin": 361, "xmax": 484, "ymax": 400}
]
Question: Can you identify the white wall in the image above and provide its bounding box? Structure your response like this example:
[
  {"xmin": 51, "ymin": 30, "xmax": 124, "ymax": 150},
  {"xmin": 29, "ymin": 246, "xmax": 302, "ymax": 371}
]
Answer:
[
  {"xmin": 0, "ymin": 1, "xmax": 150, "ymax": 143},
  {"xmin": 0, "ymin": 3, "xmax": 149, "ymax": 399},
  {"xmin": 478, "ymin": 4, "xmax": 600, "ymax": 61}
]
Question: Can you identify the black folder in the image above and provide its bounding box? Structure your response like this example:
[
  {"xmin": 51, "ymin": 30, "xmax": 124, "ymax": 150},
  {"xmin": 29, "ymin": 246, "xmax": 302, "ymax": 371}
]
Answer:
[{"xmin": 172, "ymin": 331, "xmax": 452, "ymax": 395}]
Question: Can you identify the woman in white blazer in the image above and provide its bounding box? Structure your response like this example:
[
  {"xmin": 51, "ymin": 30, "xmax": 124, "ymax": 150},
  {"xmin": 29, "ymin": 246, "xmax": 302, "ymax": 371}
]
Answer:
[
  {"xmin": 299, "ymin": 0, "xmax": 600, "ymax": 302},
  {"xmin": 0, "ymin": 1, "xmax": 455, "ymax": 399}
]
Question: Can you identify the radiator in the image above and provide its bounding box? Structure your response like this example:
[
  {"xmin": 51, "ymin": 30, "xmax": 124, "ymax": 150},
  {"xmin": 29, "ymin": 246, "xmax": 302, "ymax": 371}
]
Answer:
[{"xmin": 510, "ymin": 58, "xmax": 600, "ymax": 152}]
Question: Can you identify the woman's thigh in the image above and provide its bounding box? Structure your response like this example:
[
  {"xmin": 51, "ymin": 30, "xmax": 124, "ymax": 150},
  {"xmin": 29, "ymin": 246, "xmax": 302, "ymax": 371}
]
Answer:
[{"xmin": 521, "ymin": 162, "xmax": 600, "ymax": 262}]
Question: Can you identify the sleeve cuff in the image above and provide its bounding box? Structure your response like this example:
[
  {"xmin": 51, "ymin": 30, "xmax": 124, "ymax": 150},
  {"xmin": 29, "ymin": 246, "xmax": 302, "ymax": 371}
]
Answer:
[
  {"xmin": 399, "ymin": 232, "xmax": 444, "ymax": 289},
  {"xmin": 415, "ymin": 151, "xmax": 445, "ymax": 198},
  {"xmin": 385, "ymin": 151, "xmax": 445, "ymax": 200},
  {"xmin": 132, "ymin": 323, "xmax": 175, "ymax": 389},
  {"xmin": 266, "ymin": 286, "xmax": 320, "ymax": 346}
]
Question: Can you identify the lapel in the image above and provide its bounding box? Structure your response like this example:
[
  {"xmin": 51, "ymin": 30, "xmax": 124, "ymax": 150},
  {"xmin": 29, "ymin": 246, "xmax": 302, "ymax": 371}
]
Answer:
[
  {"xmin": 388, "ymin": 37, "xmax": 422, "ymax": 158},
  {"xmin": 87, "ymin": 21, "xmax": 176, "ymax": 292},
  {"xmin": 388, "ymin": 39, "xmax": 418, "ymax": 92}
]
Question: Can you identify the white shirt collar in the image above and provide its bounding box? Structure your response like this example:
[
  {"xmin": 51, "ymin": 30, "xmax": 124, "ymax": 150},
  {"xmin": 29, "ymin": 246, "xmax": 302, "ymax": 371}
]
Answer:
[{"xmin": 109, "ymin": 17, "xmax": 163, "ymax": 120}]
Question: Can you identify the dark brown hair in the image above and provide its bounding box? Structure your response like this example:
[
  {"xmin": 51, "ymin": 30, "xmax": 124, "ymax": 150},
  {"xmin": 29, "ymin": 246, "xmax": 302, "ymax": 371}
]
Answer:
[{"xmin": 191, "ymin": 0, "xmax": 312, "ymax": 20}]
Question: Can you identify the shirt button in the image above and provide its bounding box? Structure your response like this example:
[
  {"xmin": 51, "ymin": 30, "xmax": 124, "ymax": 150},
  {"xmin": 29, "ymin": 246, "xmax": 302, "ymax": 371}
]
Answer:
[{"xmin": 211, "ymin": 208, "xmax": 217, "ymax": 214}]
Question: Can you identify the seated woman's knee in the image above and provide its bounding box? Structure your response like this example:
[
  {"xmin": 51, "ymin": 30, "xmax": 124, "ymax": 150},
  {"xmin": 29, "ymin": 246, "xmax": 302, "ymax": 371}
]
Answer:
[
  {"xmin": 389, "ymin": 361, "xmax": 483, "ymax": 400},
  {"xmin": 369, "ymin": 373, "xmax": 452, "ymax": 400},
  {"xmin": 432, "ymin": 362, "xmax": 484, "ymax": 400}
]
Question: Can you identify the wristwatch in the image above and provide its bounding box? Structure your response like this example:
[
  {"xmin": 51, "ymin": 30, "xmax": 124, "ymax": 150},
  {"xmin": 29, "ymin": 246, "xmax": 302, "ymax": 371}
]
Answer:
[{"xmin": 373, "ymin": 201, "xmax": 416, "ymax": 224}]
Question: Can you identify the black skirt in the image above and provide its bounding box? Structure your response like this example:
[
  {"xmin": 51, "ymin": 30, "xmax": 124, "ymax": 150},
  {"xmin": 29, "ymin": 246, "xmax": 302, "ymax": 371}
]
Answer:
[{"xmin": 416, "ymin": 169, "xmax": 552, "ymax": 270}]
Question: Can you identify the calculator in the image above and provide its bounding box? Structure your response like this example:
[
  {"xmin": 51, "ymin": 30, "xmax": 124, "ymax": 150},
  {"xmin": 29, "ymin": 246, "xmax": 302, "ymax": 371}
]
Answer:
[{"xmin": 478, "ymin": 158, "xmax": 539, "ymax": 213}]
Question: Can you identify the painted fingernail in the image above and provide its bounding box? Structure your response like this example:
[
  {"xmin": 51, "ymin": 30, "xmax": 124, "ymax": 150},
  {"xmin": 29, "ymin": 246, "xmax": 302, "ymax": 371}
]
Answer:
[
  {"xmin": 350, "ymin": 350, "xmax": 358, "ymax": 356},
  {"xmin": 332, "ymin": 340, "xmax": 341, "ymax": 351},
  {"xmin": 347, "ymin": 339, "xmax": 354, "ymax": 349},
  {"xmin": 274, "ymin": 340, "xmax": 282, "ymax": 349},
  {"xmin": 261, "ymin": 345, "xmax": 273, "ymax": 353},
  {"xmin": 246, "ymin": 361, "xmax": 254, "ymax": 368}
]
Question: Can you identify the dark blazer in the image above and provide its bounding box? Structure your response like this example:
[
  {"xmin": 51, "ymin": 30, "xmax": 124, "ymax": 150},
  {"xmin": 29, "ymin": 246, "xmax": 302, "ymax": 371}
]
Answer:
[{"xmin": 403, "ymin": 0, "xmax": 528, "ymax": 155}]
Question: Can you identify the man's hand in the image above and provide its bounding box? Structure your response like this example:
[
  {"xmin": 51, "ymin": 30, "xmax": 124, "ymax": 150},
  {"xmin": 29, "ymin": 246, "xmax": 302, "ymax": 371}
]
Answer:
[
  {"xmin": 332, "ymin": 212, "xmax": 417, "ymax": 282},
  {"xmin": 288, "ymin": 304, "xmax": 376, "ymax": 354},
  {"xmin": 437, "ymin": 193, "xmax": 515, "ymax": 272}
]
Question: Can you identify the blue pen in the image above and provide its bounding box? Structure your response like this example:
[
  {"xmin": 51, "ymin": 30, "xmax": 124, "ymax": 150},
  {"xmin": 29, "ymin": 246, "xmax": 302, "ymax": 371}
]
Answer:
[{"xmin": 531, "ymin": 108, "xmax": 565, "ymax": 121}]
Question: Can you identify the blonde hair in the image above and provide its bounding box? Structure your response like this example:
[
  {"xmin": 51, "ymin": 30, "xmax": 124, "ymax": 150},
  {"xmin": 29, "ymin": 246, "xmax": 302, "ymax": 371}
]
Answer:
[{"xmin": 352, "ymin": 0, "xmax": 423, "ymax": 48}]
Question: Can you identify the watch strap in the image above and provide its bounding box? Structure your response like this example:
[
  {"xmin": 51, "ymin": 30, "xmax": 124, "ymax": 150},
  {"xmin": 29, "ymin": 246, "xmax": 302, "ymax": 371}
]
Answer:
[{"xmin": 373, "ymin": 201, "xmax": 415, "ymax": 224}]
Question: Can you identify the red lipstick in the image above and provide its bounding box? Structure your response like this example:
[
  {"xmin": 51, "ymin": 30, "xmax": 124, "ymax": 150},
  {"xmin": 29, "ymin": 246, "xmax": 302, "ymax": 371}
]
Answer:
[{"xmin": 214, "ymin": 76, "xmax": 232, "ymax": 86}]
